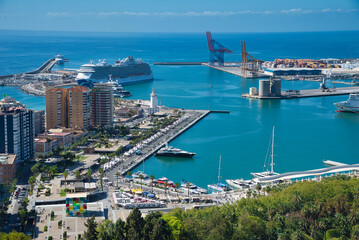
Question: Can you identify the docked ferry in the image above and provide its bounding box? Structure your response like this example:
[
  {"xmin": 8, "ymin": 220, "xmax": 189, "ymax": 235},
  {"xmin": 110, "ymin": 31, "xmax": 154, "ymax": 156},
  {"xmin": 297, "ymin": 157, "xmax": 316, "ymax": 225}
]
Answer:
[
  {"xmin": 334, "ymin": 93, "xmax": 359, "ymax": 113},
  {"xmin": 76, "ymin": 56, "xmax": 153, "ymax": 87}
]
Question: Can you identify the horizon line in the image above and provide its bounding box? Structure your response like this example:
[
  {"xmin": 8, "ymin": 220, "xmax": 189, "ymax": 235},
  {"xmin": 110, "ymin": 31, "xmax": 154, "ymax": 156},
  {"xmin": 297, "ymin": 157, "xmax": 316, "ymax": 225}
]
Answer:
[{"xmin": 1, "ymin": 28, "xmax": 359, "ymax": 34}]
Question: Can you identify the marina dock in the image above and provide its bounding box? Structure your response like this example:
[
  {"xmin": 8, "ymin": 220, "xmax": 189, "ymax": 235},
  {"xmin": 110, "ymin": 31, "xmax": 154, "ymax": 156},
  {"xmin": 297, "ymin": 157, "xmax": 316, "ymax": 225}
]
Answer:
[
  {"xmin": 258, "ymin": 164, "xmax": 359, "ymax": 183},
  {"xmin": 242, "ymin": 86, "xmax": 359, "ymax": 99},
  {"xmin": 323, "ymin": 160, "xmax": 347, "ymax": 166}
]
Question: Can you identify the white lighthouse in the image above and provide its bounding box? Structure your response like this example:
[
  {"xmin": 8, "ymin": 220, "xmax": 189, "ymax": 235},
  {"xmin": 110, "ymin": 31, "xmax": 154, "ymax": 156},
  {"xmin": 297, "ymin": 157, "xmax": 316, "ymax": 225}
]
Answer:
[{"xmin": 148, "ymin": 88, "xmax": 159, "ymax": 115}]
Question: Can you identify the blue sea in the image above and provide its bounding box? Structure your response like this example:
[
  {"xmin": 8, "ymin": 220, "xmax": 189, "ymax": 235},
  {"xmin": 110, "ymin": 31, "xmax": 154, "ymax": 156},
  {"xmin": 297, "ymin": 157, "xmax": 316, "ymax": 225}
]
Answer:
[{"xmin": 1, "ymin": 30, "xmax": 359, "ymax": 188}]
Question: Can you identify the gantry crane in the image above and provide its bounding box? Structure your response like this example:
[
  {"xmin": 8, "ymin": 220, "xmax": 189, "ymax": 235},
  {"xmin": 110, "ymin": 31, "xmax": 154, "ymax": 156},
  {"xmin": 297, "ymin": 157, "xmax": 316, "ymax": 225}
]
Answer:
[{"xmin": 206, "ymin": 31, "xmax": 233, "ymax": 66}]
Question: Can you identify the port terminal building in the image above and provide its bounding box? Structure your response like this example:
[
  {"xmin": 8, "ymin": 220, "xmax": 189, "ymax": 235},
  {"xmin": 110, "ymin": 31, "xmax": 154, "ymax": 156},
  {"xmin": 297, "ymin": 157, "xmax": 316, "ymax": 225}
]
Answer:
[{"xmin": 264, "ymin": 68, "xmax": 322, "ymax": 77}]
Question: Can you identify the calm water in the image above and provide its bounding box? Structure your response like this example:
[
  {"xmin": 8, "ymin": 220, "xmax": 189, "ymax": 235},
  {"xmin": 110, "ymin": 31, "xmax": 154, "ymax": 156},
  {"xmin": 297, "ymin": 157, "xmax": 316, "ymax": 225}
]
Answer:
[{"xmin": 1, "ymin": 30, "xmax": 359, "ymax": 187}]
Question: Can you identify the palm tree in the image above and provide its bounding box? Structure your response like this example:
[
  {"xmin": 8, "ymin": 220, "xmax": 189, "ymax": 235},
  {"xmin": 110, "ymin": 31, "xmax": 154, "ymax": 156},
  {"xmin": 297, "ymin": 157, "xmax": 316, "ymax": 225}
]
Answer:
[
  {"xmin": 186, "ymin": 182, "xmax": 191, "ymax": 198},
  {"xmin": 139, "ymin": 174, "xmax": 144, "ymax": 190},
  {"xmin": 87, "ymin": 169, "xmax": 92, "ymax": 183},
  {"xmin": 75, "ymin": 170, "xmax": 81, "ymax": 180},
  {"xmin": 115, "ymin": 172, "xmax": 120, "ymax": 189},
  {"xmin": 175, "ymin": 183, "xmax": 180, "ymax": 198},
  {"xmin": 63, "ymin": 170, "xmax": 69, "ymax": 186},
  {"xmin": 127, "ymin": 171, "xmax": 132, "ymax": 188},
  {"xmin": 99, "ymin": 168, "xmax": 104, "ymax": 191},
  {"xmin": 150, "ymin": 175, "xmax": 155, "ymax": 192},
  {"xmin": 164, "ymin": 182, "xmax": 168, "ymax": 200}
]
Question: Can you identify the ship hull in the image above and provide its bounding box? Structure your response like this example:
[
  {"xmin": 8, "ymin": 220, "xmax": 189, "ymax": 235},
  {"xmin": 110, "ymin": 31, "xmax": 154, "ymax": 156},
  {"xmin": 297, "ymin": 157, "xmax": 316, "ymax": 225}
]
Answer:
[
  {"xmin": 155, "ymin": 152, "xmax": 195, "ymax": 158},
  {"xmin": 334, "ymin": 105, "xmax": 359, "ymax": 113}
]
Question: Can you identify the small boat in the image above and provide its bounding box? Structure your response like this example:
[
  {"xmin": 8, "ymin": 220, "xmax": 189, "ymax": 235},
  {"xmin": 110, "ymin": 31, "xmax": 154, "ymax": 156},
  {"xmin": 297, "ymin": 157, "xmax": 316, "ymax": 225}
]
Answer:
[
  {"xmin": 208, "ymin": 156, "xmax": 232, "ymax": 192},
  {"xmin": 250, "ymin": 126, "xmax": 279, "ymax": 178},
  {"xmin": 351, "ymin": 80, "xmax": 359, "ymax": 86},
  {"xmin": 106, "ymin": 75, "xmax": 132, "ymax": 98},
  {"xmin": 132, "ymin": 171, "xmax": 149, "ymax": 179},
  {"xmin": 181, "ymin": 180, "xmax": 208, "ymax": 194},
  {"xmin": 225, "ymin": 179, "xmax": 257, "ymax": 190},
  {"xmin": 155, "ymin": 144, "xmax": 196, "ymax": 158},
  {"xmin": 334, "ymin": 93, "xmax": 359, "ymax": 113}
]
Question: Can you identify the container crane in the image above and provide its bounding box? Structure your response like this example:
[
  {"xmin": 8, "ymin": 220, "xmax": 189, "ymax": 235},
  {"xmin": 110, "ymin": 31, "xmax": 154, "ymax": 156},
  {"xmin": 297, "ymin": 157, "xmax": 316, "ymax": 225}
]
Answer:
[{"xmin": 206, "ymin": 31, "xmax": 233, "ymax": 66}]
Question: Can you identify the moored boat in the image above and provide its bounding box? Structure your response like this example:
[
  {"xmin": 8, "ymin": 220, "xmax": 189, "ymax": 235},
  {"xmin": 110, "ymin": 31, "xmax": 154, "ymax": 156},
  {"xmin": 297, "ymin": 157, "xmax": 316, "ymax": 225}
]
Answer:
[
  {"xmin": 334, "ymin": 93, "xmax": 359, "ymax": 113},
  {"xmin": 155, "ymin": 144, "xmax": 196, "ymax": 158}
]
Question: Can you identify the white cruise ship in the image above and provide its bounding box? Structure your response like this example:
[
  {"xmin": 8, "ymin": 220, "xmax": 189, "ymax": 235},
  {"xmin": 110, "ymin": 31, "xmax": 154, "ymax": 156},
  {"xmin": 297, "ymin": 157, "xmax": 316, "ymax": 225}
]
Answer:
[
  {"xmin": 334, "ymin": 93, "xmax": 359, "ymax": 113},
  {"xmin": 76, "ymin": 56, "xmax": 153, "ymax": 87}
]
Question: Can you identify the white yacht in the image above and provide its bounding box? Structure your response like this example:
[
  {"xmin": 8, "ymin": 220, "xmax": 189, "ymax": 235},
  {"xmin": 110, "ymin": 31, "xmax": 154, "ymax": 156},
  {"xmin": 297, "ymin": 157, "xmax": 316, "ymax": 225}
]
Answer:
[{"xmin": 334, "ymin": 93, "xmax": 359, "ymax": 113}]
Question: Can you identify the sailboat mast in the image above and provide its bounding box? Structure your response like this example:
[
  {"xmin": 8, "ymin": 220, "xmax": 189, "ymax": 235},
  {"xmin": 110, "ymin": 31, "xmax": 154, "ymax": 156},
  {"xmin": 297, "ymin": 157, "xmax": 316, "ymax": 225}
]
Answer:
[
  {"xmin": 270, "ymin": 126, "xmax": 275, "ymax": 173},
  {"xmin": 218, "ymin": 155, "xmax": 221, "ymax": 183}
]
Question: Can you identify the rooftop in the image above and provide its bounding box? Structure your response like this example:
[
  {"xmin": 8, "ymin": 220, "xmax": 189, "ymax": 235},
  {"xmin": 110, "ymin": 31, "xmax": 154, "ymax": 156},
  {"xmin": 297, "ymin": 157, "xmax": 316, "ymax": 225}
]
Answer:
[
  {"xmin": 68, "ymin": 86, "xmax": 90, "ymax": 92},
  {"xmin": 0, "ymin": 154, "xmax": 16, "ymax": 165},
  {"xmin": 66, "ymin": 192, "xmax": 87, "ymax": 199}
]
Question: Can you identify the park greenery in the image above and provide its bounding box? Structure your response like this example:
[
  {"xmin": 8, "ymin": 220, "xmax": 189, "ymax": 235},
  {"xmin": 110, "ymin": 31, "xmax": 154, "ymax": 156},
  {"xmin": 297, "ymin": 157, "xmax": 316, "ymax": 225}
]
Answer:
[{"xmin": 81, "ymin": 175, "xmax": 359, "ymax": 240}]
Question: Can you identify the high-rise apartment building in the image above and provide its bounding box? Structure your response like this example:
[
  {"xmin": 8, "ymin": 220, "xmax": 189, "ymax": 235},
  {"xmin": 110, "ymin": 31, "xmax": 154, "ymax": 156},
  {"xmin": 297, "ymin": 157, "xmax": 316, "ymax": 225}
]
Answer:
[
  {"xmin": 34, "ymin": 110, "xmax": 45, "ymax": 135},
  {"xmin": 68, "ymin": 86, "xmax": 92, "ymax": 129},
  {"xmin": 45, "ymin": 85, "xmax": 113, "ymax": 130},
  {"xmin": 46, "ymin": 88, "xmax": 68, "ymax": 130},
  {"xmin": 0, "ymin": 97, "xmax": 35, "ymax": 163},
  {"xmin": 91, "ymin": 84, "xmax": 113, "ymax": 127}
]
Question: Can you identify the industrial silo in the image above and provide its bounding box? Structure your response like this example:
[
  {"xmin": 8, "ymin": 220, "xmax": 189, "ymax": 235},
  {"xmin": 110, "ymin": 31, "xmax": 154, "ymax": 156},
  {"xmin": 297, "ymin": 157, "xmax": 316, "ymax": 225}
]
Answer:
[
  {"xmin": 272, "ymin": 79, "xmax": 282, "ymax": 96},
  {"xmin": 259, "ymin": 80, "xmax": 270, "ymax": 97}
]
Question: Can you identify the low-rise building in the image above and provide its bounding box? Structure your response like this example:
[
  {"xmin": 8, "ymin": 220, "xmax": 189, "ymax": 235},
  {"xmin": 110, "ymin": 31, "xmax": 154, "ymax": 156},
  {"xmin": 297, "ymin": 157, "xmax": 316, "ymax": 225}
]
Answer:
[{"xmin": 0, "ymin": 154, "xmax": 17, "ymax": 184}]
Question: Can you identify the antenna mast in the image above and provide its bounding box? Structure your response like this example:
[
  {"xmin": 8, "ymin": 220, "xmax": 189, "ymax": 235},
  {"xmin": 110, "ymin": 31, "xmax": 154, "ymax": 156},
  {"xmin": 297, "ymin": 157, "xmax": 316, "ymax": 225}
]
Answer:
[
  {"xmin": 218, "ymin": 155, "xmax": 221, "ymax": 182},
  {"xmin": 270, "ymin": 126, "xmax": 275, "ymax": 173}
]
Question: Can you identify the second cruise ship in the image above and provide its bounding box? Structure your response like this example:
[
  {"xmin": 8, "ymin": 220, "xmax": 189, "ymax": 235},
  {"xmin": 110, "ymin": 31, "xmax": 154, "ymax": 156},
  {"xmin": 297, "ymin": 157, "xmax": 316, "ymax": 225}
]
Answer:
[{"xmin": 76, "ymin": 56, "xmax": 153, "ymax": 87}]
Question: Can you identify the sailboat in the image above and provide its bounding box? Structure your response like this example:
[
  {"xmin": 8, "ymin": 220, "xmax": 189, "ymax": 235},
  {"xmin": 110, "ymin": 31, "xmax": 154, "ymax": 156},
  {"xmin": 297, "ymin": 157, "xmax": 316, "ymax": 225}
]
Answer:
[
  {"xmin": 225, "ymin": 126, "xmax": 279, "ymax": 189},
  {"xmin": 208, "ymin": 156, "xmax": 232, "ymax": 192},
  {"xmin": 250, "ymin": 126, "xmax": 279, "ymax": 178}
]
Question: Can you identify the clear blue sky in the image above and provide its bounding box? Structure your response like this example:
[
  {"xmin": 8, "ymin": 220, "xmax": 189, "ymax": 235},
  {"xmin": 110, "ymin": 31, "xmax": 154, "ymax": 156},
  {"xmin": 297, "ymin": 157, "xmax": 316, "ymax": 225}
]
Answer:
[{"xmin": 0, "ymin": 0, "xmax": 358, "ymax": 32}]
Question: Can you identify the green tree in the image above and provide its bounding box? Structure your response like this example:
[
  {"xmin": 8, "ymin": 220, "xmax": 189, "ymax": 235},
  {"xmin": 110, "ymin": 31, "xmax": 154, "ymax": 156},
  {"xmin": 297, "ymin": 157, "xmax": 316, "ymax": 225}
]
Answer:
[
  {"xmin": 139, "ymin": 174, "xmax": 144, "ymax": 190},
  {"xmin": 75, "ymin": 170, "xmax": 81, "ymax": 180},
  {"xmin": 127, "ymin": 171, "xmax": 132, "ymax": 188},
  {"xmin": 96, "ymin": 219, "xmax": 115, "ymax": 240},
  {"xmin": 63, "ymin": 170, "xmax": 69, "ymax": 185},
  {"xmin": 175, "ymin": 183, "xmax": 180, "ymax": 198},
  {"xmin": 115, "ymin": 172, "xmax": 120, "ymax": 189},
  {"xmin": 114, "ymin": 218, "xmax": 126, "ymax": 239},
  {"xmin": 18, "ymin": 209, "xmax": 27, "ymax": 231},
  {"xmin": 126, "ymin": 207, "xmax": 145, "ymax": 240},
  {"xmin": 87, "ymin": 169, "xmax": 93, "ymax": 183},
  {"xmin": 150, "ymin": 175, "xmax": 155, "ymax": 192},
  {"xmin": 99, "ymin": 168, "xmax": 104, "ymax": 191},
  {"xmin": 84, "ymin": 216, "xmax": 98, "ymax": 240}
]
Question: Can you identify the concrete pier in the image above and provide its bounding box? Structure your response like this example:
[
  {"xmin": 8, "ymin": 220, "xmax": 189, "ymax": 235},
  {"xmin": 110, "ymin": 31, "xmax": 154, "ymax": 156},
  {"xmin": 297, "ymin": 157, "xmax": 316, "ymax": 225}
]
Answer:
[
  {"xmin": 202, "ymin": 63, "xmax": 269, "ymax": 78},
  {"xmin": 106, "ymin": 110, "xmax": 211, "ymax": 177},
  {"xmin": 242, "ymin": 86, "xmax": 359, "ymax": 99}
]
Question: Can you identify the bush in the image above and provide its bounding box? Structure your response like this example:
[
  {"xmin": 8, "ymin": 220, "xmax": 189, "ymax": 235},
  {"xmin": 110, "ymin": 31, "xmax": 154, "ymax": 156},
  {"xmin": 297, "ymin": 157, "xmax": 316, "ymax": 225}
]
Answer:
[
  {"xmin": 50, "ymin": 211, "xmax": 54, "ymax": 221},
  {"xmin": 326, "ymin": 229, "xmax": 341, "ymax": 239},
  {"xmin": 58, "ymin": 220, "xmax": 62, "ymax": 229}
]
